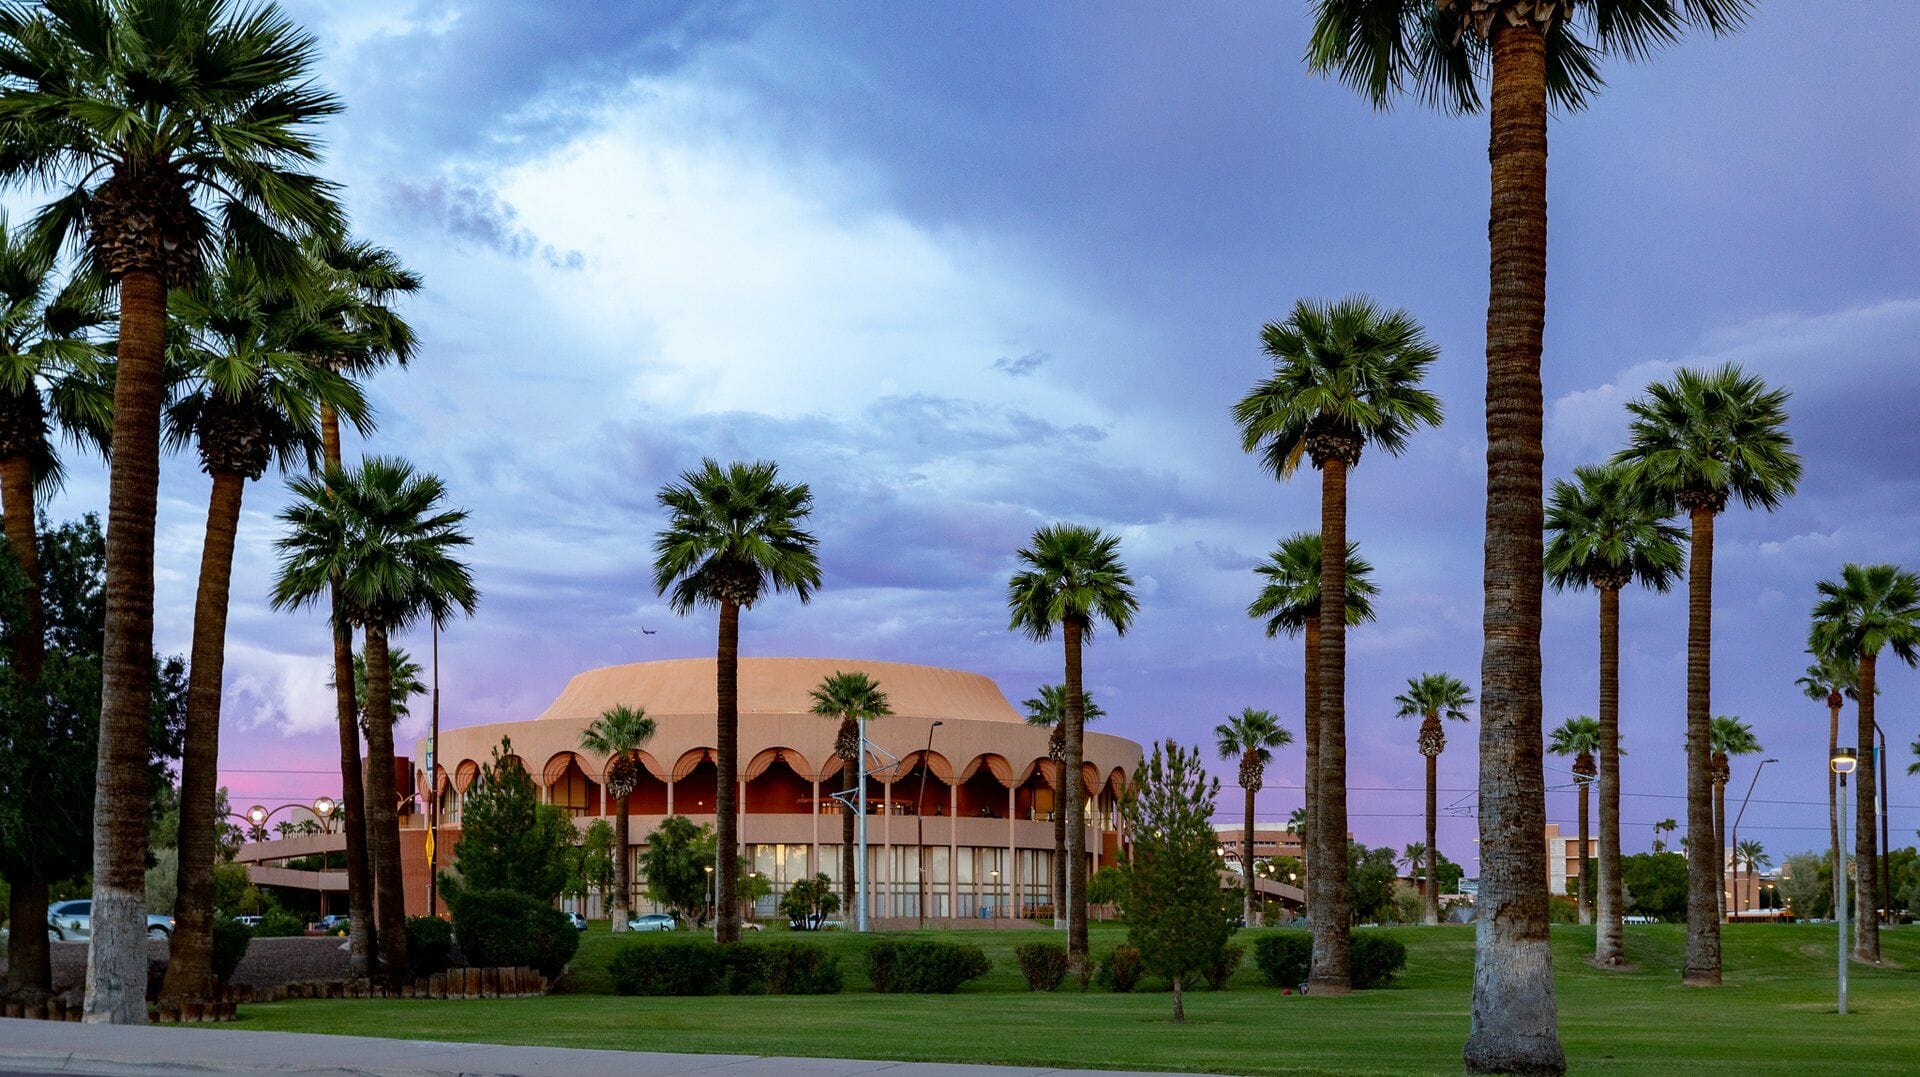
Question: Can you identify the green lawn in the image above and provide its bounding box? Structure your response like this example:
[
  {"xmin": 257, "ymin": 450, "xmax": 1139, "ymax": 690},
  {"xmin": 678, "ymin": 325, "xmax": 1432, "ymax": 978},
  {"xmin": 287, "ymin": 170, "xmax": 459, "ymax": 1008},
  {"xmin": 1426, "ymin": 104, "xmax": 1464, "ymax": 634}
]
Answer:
[{"xmin": 229, "ymin": 922, "xmax": 1920, "ymax": 1075}]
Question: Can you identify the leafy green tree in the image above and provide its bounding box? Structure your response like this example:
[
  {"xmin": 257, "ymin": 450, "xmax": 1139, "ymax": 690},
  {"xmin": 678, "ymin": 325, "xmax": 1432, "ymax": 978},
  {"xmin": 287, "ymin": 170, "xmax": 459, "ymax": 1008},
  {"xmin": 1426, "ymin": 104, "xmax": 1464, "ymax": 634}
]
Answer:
[
  {"xmin": 1617, "ymin": 363, "xmax": 1799, "ymax": 985},
  {"xmin": 1214, "ymin": 707, "xmax": 1291, "ymax": 926},
  {"xmin": 1394, "ymin": 673, "xmax": 1472, "ymax": 925},
  {"xmin": 1434, "ymin": 851, "xmax": 1465, "ymax": 897},
  {"xmin": 1119, "ymin": 739, "xmax": 1234, "ymax": 1024},
  {"xmin": 568, "ymin": 819, "xmax": 617, "ymax": 913},
  {"xmin": 1799, "ymin": 652, "xmax": 1859, "ymax": 921},
  {"xmin": 1247, "ymin": 531, "xmax": 1377, "ymax": 905},
  {"xmin": 653, "ymin": 458, "xmax": 820, "ymax": 943},
  {"xmin": 1621, "ymin": 853, "xmax": 1688, "ymax": 922},
  {"xmin": 809, "ymin": 671, "xmax": 890, "ymax": 916},
  {"xmin": 440, "ymin": 739, "xmax": 573, "ymax": 906},
  {"xmin": 1008, "ymin": 523, "xmax": 1136, "ymax": 975},
  {"xmin": 1546, "ymin": 462, "xmax": 1684, "ymax": 964},
  {"xmin": 577, "ymin": 704, "xmax": 656, "ymax": 930},
  {"xmin": 738, "ymin": 862, "xmax": 771, "ymax": 917},
  {"xmin": 779, "ymin": 873, "xmax": 840, "ymax": 924},
  {"xmin": 639, "ymin": 814, "xmax": 716, "ymax": 926},
  {"xmin": 1086, "ymin": 864, "xmax": 1128, "ymax": 908},
  {"xmin": 1776, "ymin": 851, "xmax": 1831, "ymax": 921},
  {"xmin": 1548, "ymin": 716, "xmax": 1603, "ymax": 925},
  {"xmin": 1235, "ymin": 295, "xmax": 1441, "ymax": 994},
  {"xmin": 1810, "ymin": 563, "xmax": 1920, "ymax": 962},
  {"xmin": 1347, "ymin": 843, "xmax": 1401, "ymax": 926}
]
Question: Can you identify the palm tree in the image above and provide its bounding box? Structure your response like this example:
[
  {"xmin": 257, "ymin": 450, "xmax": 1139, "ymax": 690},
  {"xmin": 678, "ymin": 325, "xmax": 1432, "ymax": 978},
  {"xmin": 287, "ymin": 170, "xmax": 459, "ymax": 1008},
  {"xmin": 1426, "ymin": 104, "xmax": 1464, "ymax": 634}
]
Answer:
[
  {"xmin": 1007, "ymin": 523, "xmax": 1137, "ymax": 976},
  {"xmin": 1796, "ymin": 652, "xmax": 1858, "ymax": 922},
  {"xmin": 159, "ymin": 251, "xmax": 368, "ymax": 1009},
  {"xmin": 578, "ymin": 704, "xmax": 657, "ymax": 932},
  {"xmin": 1705, "ymin": 716, "xmax": 1762, "ymax": 924},
  {"xmin": 1545, "ymin": 462, "xmax": 1684, "ymax": 964},
  {"xmin": 1810, "ymin": 563, "xmax": 1920, "ymax": 962},
  {"xmin": 0, "ymin": 219, "xmax": 107, "ymax": 1002},
  {"xmin": 1287, "ymin": 806, "xmax": 1307, "ymax": 835},
  {"xmin": 1394, "ymin": 674, "xmax": 1473, "ymax": 926},
  {"xmin": 1215, "ymin": 708, "xmax": 1293, "ymax": 927},
  {"xmin": 1617, "ymin": 363, "xmax": 1799, "ymax": 985},
  {"xmin": 1307, "ymin": 4, "xmax": 1753, "ymax": 1064},
  {"xmin": 305, "ymin": 235, "xmax": 420, "ymax": 979},
  {"xmin": 654, "ymin": 459, "xmax": 820, "ymax": 944},
  {"xmin": 351, "ymin": 647, "xmax": 425, "ymax": 728},
  {"xmin": 0, "ymin": 1, "xmax": 344, "ymax": 1021},
  {"xmin": 1247, "ymin": 531, "xmax": 1377, "ymax": 904},
  {"xmin": 1021, "ymin": 683, "xmax": 1104, "ymax": 926},
  {"xmin": 1234, "ymin": 295, "xmax": 1441, "ymax": 993},
  {"xmin": 272, "ymin": 457, "xmax": 478, "ymax": 981},
  {"xmin": 1547, "ymin": 717, "xmax": 1603, "ymax": 926},
  {"xmin": 809, "ymin": 671, "xmax": 893, "ymax": 919},
  {"xmin": 1732, "ymin": 839, "xmax": 1769, "ymax": 916},
  {"xmin": 1651, "ymin": 819, "xmax": 1678, "ymax": 855}
]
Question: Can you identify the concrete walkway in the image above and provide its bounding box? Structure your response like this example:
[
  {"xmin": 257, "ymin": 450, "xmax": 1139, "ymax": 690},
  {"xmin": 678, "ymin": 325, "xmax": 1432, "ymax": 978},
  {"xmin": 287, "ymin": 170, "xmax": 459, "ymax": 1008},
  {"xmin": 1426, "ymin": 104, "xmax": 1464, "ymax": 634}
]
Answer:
[{"xmin": 0, "ymin": 1021, "xmax": 1212, "ymax": 1077}]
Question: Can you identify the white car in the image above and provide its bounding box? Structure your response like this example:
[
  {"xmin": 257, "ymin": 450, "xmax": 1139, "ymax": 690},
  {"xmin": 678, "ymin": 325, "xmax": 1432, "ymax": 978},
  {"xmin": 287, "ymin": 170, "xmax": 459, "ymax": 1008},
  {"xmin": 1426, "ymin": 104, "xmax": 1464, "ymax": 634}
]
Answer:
[
  {"xmin": 626, "ymin": 912, "xmax": 677, "ymax": 932},
  {"xmin": 47, "ymin": 900, "xmax": 174, "ymax": 940}
]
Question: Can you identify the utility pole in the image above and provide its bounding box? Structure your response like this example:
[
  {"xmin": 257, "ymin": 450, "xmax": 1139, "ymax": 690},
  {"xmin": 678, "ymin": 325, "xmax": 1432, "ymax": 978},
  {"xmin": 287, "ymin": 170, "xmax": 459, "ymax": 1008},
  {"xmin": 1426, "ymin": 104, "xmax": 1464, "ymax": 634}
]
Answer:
[{"xmin": 427, "ymin": 620, "xmax": 441, "ymax": 917}]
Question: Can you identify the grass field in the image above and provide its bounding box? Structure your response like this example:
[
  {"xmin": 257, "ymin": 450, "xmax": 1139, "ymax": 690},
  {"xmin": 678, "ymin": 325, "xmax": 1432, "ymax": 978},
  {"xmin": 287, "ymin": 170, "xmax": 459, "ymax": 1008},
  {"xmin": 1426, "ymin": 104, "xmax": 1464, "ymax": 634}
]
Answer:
[{"xmin": 229, "ymin": 922, "xmax": 1920, "ymax": 1075}]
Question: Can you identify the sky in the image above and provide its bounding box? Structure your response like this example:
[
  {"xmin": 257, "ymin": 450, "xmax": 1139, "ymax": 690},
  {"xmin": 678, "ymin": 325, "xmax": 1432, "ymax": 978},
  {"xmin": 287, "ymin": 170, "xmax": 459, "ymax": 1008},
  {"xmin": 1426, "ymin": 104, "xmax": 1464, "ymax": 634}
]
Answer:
[{"xmin": 22, "ymin": 2, "xmax": 1920, "ymax": 872}]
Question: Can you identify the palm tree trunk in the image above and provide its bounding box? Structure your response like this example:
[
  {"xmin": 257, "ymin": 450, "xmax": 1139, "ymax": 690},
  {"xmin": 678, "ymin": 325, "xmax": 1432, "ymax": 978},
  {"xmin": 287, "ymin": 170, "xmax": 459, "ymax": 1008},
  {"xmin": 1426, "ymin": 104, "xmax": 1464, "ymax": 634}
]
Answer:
[
  {"xmin": 1577, "ymin": 778, "xmax": 1591, "ymax": 926},
  {"xmin": 320, "ymin": 401, "xmax": 374, "ymax": 977},
  {"xmin": 4, "ymin": 879, "xmax": 51, "ymax": 1003},
  {"xmin": 1595, "ymin": 586, "xmax": 1625, "ymax": 965},
  {"xmin": 1243, "ymin": 781, "xmax": 1258, "ymax": 926},
  {"xmin": 85, "ymin": 267, "xmax": 168, "ymax": 1025},
  {"xmin": 1463, "ymin": 21, "xmax": 1564, "ymax": 1074},
  {"xmin": 1425, "ymin": 752, "xmax": 1440, "ymax": 926},
  {"xmin": 159, "ymin": 470, "xmax": 246, "ymax": 1008},
  {"xmin": 612, "ymin": 788, "xmax": 632, "ymax": 930},
  {"xmin": 1063, "ymin": 618, "xmax": 1089, "ymax": 975},
  {"xmin": 1713, "ymin": 777, "xmax": 1726, "ymax": 922},
  {"xmin": 714, "ymin": 599, "xmax": 741, "ymax": 944},
  {"xmin": 1681, "ymin": 505, "xmax": 1721, "ymax": 985},
  {"xmin": 1828, "ymin": 698, "xmax": 1841, "ymax": 921},
  {"xmin": 0, "ymin": 452, "xmax": 53, "ymax": 1002},
  {"xmin": 1302, "ymin": 616, "xmax": 1320, "ymax": 901},
  {"xmin": 1052, "ymin": 772, "xmax": 1066, "ymax": 927},
  {"xmin": 838, "ymin": 754, "xmax": 859, "ymax": 918},
  {"xmin": 1854, "ymin": 653, "xmax": 1880, "ymax": 961},
  {"xmin": 361, "ymin": 623, "xmax": 409, "ymax": 980},
  {"xmin": 1310, "ymin": 456, "xmax": 1350, "ymax": 995}
]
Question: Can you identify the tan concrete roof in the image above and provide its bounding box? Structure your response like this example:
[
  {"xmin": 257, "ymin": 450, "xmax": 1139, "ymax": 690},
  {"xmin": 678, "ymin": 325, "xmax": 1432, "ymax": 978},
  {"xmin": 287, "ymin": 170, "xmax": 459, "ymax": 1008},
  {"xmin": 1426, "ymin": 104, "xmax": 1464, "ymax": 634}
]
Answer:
[{"xmin": 535, "ymin": 657, "xmax": 1024, "ymax": 724}]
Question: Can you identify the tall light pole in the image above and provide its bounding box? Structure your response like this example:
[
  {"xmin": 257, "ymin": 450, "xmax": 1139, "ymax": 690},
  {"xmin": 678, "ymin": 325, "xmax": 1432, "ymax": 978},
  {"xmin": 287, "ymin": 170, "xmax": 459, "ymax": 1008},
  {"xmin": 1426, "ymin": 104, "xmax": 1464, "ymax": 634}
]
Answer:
[
  {"xmin": 1832, "ymin": 747, "xmax": 1857, "ymax": 1015},
  {"xmin": 916, "ymin": 721, "xmax": 943, "ymax": 930},
  {"xmin": 427, "ymin": 620, "xmax": 441, "ymax": 916},
  {"xmin": 856, "ymin": 712, "xmax": 870, "ymax": 932},
  {"xmin": 1728, "ymin": 757, "xmax": 1778, "ymax": 916}
]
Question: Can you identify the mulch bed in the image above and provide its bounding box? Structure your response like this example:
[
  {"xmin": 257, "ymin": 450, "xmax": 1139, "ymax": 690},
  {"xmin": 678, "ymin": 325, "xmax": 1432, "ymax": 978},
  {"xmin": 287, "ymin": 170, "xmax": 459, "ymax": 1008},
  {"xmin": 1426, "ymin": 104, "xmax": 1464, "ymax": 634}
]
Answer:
[{"xmin": 1, "ymin": 935, "xmax": 351, "ymax": 996}]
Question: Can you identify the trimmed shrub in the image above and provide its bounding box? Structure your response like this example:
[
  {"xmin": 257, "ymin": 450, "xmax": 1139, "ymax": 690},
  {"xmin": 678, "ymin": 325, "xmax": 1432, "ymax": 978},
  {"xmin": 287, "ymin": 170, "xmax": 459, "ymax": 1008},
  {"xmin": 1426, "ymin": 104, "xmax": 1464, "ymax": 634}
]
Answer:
[
  {"xmin": 1204, "ymin": 942, "xmax": 1244, "ymax": 991},
  {"xmin": 209, "ymin": 916, "xmax": 252, "ymax": 984},
  {"xmin": 452, "ymin": 889, "xmax": 580, "ymax": 978},
  {"xmin": 1098, "ymin": 945, "xmax": 1144, "ymax": 993},
  {"xmin": 252, "ymin": 910, "xmax": 308, "ymax": 938},
  {"xmin": 1251, "ymin": 932, "xmax": 1311, "ymax": 989},
  {"xmin": 406, "ymin": 916, "xmax": 455, "ymax": 976},
  {"xmin": 760, "ymin": 941, "xmax": 842, "ymax": 995},
  {"xmin": 866, "ymin": 939, "xmax": 991, "ymax": 993},
  {"xmin": 1251, "ymin": 930, "xmax": 1406, "ymax": 990},
  {"xmin": 1014, "ymin": 941, "xmax": 1069, "ymax": 992},
  {"xmin": 609, "ymin": 939, "xmax": 840, "ymax": 996}
]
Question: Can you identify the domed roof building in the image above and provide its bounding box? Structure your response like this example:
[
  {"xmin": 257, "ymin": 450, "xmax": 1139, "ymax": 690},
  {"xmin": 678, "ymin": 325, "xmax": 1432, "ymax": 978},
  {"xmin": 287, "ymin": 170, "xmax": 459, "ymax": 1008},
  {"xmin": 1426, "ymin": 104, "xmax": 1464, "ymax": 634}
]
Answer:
[{"xmin": 404, "ymin": 657, "xmax": 1144, "ymax": 923}]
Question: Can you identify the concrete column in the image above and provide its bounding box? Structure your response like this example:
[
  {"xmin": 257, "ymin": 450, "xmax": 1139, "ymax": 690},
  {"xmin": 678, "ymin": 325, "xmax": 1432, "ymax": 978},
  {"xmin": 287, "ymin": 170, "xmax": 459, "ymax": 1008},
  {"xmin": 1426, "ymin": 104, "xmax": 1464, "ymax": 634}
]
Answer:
[
  {"xmin": 665, "ymin": 777, "xmax": 674, "ymax": 816},
  {"xmin": 948, "ymin": 783, "xmax": 959, "ymax": 920},
  {"xmin": 810, "ymin": 777, "xmax": 821, "ymax": 877},
  {"xmin": 882, "ymin": 780, "xmax": 894, "ymax": 919},
  {"xmin": 1007, "ymin": 784, "xmax": 1017, "ymax": 919}
]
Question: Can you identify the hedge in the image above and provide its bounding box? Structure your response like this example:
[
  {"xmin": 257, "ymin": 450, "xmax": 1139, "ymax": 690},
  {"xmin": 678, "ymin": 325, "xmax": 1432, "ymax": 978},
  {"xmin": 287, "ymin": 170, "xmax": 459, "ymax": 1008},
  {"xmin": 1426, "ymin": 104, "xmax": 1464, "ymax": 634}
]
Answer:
[
  {"xmin": 210, "ymin": 916, "xmax": 252, "ymax": 984},
  {"xmin": 866, "ymin": 939, "xmax": 991, "ymax": 993},
  {"xmin": 1096, "ymin": 945, "xmax": 1143, "ymax": 993},
  {"xmin": 1204, "ymin": 942, "xmax": 1245, "ymax": 990},
  {"xmin": 609, "ymin": 939, "xmax": 841, "ymax": 996},
  {"xmin": 1252, "ymin": 930, "xmax": 1407, "ymax": 990},
  {"xmin": 451, "ymin": 889, "xmax": 579, "ymax": 978},
  {"xmin": 1014, "ymin": 941, "xmax": 1069, "ymax": 991},
  {"xmin": 406, "ymin": 916, "xmax": 455, "ymax": 976}
]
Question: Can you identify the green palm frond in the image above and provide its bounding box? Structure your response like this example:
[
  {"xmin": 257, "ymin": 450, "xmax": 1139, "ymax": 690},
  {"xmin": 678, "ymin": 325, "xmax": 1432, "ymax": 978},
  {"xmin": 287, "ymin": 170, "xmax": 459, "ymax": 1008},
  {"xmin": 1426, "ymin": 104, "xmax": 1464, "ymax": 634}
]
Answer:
[
  {"xmin": 1020, "ymin": 683, "xmax": 1104, "ymax": 728},
  {"xmin": 1707, "ymin": 715, "xmax": 1762, "ymax": 758},
  {"xmin": 1614, "ymin": 363, "xmax": 1800, "ymax": 514},
  {"xmin": 809, "ymin": 670, "xmax": 893, "ymax": 724},
  {"xmin": 1394, "ymin": 672, "xmax": 1474, "ymax": 722},
  {"xmin": 1006, "ymin": 523, "xmax": 1137, "ymax": 642},
  {"xmin": 1247, "ymin": 530, "xmax": 1380, "ymax": 638},
  {"xmin": 1213, "ymin": 707, "xmax": 1292, "ymax": 763},
  {"xmin": 1809, "ymin": 564, "xmax": 1920, "ymax": 670},
  {"xmin": 1547, "ymin": 715, "xmax": 1604, "ymax": 757},
  {"xmin": 651, "ymin": 458, "xmax": 821, "ymax": 613},
  {"xmin": 579, "ymin": 703, "xmax": 658, "ymax": 758},
  {"xmin": 1795, "ymin": 649, "xmax": 1861, "ymax": 704},
  {"xmin": 0, "ymin": 211, "xmax": 110, "ymax": 490},
  {"xmin": 1544, "ymin": 462, "xmax": 1686, "ymax": 593}
]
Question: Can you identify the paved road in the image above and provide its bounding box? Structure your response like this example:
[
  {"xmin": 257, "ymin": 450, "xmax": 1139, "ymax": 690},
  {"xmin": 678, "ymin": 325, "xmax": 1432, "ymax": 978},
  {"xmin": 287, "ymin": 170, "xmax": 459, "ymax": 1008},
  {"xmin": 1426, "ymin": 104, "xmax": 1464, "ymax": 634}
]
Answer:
[{"xmin": 0, "ymin": 1021, "xmax": 1213, "ymax": 1077}]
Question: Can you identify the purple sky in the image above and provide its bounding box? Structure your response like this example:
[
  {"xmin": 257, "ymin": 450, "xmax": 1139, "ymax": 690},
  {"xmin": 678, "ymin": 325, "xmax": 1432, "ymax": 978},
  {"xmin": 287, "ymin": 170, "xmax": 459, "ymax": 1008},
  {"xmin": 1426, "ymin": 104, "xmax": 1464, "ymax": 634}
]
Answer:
[{"xmin": 20, "ymin": 3, "xmax": 1920, "ymax": 871}]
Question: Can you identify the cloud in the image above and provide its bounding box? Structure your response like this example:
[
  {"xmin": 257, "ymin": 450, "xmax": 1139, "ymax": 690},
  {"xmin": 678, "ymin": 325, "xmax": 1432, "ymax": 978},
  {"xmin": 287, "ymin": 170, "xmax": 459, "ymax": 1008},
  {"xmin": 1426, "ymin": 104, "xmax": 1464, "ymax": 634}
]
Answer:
[
  {"xmin": 992, "ymin": 351, "xmax": 1051, "ymax": 377},
  {"xmin": 385, "ymin": 180, "xmax": 583, "ymax": 269}
]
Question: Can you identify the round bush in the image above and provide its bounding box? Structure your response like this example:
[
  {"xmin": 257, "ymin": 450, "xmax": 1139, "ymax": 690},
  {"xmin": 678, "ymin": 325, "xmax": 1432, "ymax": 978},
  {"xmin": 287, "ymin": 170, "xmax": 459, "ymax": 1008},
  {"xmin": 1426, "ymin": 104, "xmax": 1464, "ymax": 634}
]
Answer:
[
  {"xmin": 1251, "ymin": 930, "xmax": 1405, "ymax": 990},
  {"xmin": 1098, "ymin": 945, "xmax": 1143, "ymax": 993},
  {"xmin": 866, "ymin": 939, "xmax": 991, "ymax": 993},
  {"xmin": 452, "ymin": 889, "xmax": 580, "ymax": 978},
  {"xmin": 406, "ymin": 915, "xmax": 455, "ymax": 976},
  {"xmin": 209, "ymin": 916, "xmax": 252, "ymax": 984},
  {"xmin": 1204, "ymin": 942, "xmax": 1245, "ymax": 990},
  {"xmin": 1014, "ymin": 941, "xmax": 1069, "ymax": 992},
  {"xmin": 252, "ymin": 910, "xmax": 308, "ymax": 938}
]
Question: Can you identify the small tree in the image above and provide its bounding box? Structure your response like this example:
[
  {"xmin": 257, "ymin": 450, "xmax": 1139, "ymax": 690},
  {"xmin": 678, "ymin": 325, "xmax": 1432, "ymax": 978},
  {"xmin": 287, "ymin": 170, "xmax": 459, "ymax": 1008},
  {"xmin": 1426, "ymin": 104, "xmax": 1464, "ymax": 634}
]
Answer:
[
  {"xmin": 1119, "ymin": 739, "xmax": 1234, "ymax": 1024},
  {"xmin": 639, "ymin": 815, "xmax": 715, "ymax": 925},
  {"xmin": 441, "ymin": 738, "xmax": 574, "ymax": 904},
  {"xmin": 569, "ymin": 819, "xmax": 617, "ymax": 912},
  {"xmin": 780, "ymin": 873, "xmax": 840, "ymax": 925}
]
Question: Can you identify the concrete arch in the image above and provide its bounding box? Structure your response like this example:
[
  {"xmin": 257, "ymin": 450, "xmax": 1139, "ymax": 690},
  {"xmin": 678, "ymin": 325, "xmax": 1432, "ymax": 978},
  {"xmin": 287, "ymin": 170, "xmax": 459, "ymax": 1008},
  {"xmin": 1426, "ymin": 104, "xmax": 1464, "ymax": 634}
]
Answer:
[
  {"xmin": 745, "ymin": 746, "xmax": 811, "ymax": 781},
  {"xmin": 672, "ymin": 747, "xmax": 716, "ymax": 782},
  {"xmin": 453, "ymin": 759, "xmax": 480, "ymax": 792},
  {"xmin": 541, "ymin": 751, "xmax": 585, "ymax": 788},
  {"xmin": 599, "ymin": 749, "xmax": 667, "ymax": 785},
  {"xmin": 959, "ymin": 752, "xmax": 1014, "ymax": 787},
  {"xmin": 1106, "ymin": 766, "xmax": 1129, "ymax": 799},
  {"xmin": 891, "ymin": 748, "xmax": 955, "ymax": 785}
]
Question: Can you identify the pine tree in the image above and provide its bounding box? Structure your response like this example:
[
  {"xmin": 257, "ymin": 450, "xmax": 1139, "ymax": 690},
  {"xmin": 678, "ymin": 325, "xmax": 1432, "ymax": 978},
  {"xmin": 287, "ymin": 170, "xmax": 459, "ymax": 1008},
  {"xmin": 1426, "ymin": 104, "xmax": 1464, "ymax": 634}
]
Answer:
[{"xmin": 1120, "ymin": 739, "xmax": 1235, "ymax": 1024}]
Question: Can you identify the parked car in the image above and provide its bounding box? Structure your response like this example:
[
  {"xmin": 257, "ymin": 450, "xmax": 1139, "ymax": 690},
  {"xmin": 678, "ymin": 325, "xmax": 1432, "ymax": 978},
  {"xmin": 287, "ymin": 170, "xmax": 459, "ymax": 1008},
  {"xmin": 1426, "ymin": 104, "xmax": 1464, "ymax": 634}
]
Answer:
[
  {"xmin": 739, "ymin": 920, "xmax": 763, "ymax": 932},
  {"xmin": 317, "ymin": 914, "xmax": 350, "ymax": 932},
  {"xmin": 565, "ymin": 911, "xmax": 588, "ymax": 931},
  {"xmin": 46, "ymin": 900, "xmax": 174, "ymax": 940},
  {"xmin": 787, "ymin": 913, "xmax": 841, "ymax": 931},
  {"xmin": 234, "ymin": 915, "xmax": 263, "ymax": 928},
  {"xmin": 626, "ymin": 912, "xmax": 677, "ymax": 932}
]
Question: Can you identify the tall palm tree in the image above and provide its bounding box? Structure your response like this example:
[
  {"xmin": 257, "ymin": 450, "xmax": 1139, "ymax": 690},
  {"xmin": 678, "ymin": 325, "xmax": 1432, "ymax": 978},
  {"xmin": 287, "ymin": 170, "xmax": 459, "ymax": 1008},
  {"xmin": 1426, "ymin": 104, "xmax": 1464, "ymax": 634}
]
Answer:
[
  {"xmin": 809, "ymin": 671, "xmax": 892, "ymax": 919},
  {"xmin": 1705, "ymin": 716, "xmax": 1761, "ymax": 924},
  {"xmin": 272, "ymin": 457, "xmax": 478, "ymax": 981},
  {"xmin": 1809, "ymin": 563, "xmax": 1920, "ymax": 962},
  {"xmin": 578, "ymin": 704, "xmax": 657, "ymax": 932},
  {"xmin": 1214, "ymin": 707, "xmax": 1293, "ymax": 927},
  {"xmin": 1651, "ymin": 819, "xmax": 1678, "ymax": 855},
  {"xmin": 305, "ymin": 234, "xmax": 420, "ymax": 979},
  {"xmin": 1545, "ymin": 462, "xmax": 1684, "ymax": 964},
  {"xmin": 0, "ymin": 219, "xmax": 108, "ymax": 1002},
  {"xmin": 1247, "ymin": 530, "xmax": 1377, "ymax": 903},
  {"xmin": 1796, "ymin": 652, "xmax": 1857, "ymax": 922},
  {"xmin": 1007, "ymin": 523, "xmax": 1136, "ymax": 976},
  {"xmin": 159, "ymin": 251, "xmax": 367, "ymax": 1008},
  {"xmin": 1617, "ymin": 363, "xmax": 1799, "ymax": 985},
  {"xmin": 1234, "ymin": 295, "xmax": 1441, "ymax": 993},
  {"xmin": 1547, "ymin": 717, "xmax": 1603, "ymax": 926},
  {"xmin": 1307, "ymin": 4, "xmax": 1753, "ymax": 1065},
  {"xmin": 1021, "ymin": 683, "xmax": 1104, "ymax": 926},
  {"xmin": 351, "ymin": 646, "xmax": 425, "ymax": 728},
  {"xmin": 653, "ymin": 458, "xmax": 820, "ymax": 944},
  {"xmin": 1732, "ymin": 839, "xmax": 1768, "ymax": 916},
  {"xmin": 1394, "ymin": 674, "xmax": 1473, "ymax": 926},
  {"xmin": 0, "ymin": 0, "xmax": 344, "ymax": 1021}
]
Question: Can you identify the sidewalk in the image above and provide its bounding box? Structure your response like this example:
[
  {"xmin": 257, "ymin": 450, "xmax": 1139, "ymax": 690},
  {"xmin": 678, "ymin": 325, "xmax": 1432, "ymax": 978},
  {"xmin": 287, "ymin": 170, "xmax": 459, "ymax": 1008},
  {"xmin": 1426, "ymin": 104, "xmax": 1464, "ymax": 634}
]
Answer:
[{"xmin": 0, "ymin": 1021, "xmax": 1212, "ymax": 1077}]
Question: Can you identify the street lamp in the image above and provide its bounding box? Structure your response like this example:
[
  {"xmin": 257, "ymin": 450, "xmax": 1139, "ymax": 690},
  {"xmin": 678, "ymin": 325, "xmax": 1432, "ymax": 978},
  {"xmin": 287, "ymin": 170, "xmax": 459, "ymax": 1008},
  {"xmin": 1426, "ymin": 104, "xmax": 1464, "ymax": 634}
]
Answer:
[
  {"xmin": 916, "ymin": 721, "xmax": 943, "ymax": 929},
  {"xmin": 1728, "ymin": 757, "xmax": 1778, "ymax": 917},
  {"xmin": 989, "ymin": 868, "xmax": 1001, "ymax": 919},
  {"xmin": 1832, "ymin": 747, "xmax": 1857, "ymax": 1015},
  {"xmin": 311, "ymin": 796, "xmax": 337, "ymax": 834},
  {"xmin": 705, "ymin": 865, "xmax": 716, "ymax": 935}
]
